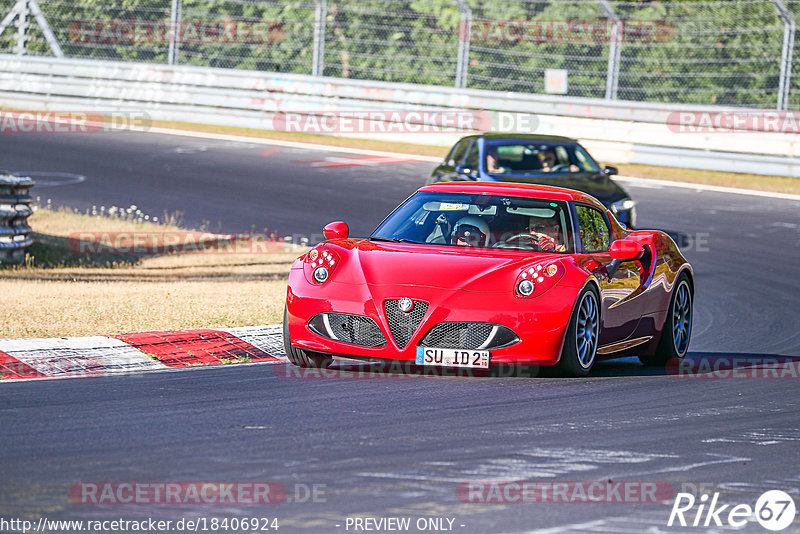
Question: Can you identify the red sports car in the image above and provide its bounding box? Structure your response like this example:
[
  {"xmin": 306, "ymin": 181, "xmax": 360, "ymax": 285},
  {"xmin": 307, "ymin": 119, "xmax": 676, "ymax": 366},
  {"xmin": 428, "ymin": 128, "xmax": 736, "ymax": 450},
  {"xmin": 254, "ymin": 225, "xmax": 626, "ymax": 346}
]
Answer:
[{"xmin": 284, "ymin": 182, "xmax": 693, "ymax": 376}]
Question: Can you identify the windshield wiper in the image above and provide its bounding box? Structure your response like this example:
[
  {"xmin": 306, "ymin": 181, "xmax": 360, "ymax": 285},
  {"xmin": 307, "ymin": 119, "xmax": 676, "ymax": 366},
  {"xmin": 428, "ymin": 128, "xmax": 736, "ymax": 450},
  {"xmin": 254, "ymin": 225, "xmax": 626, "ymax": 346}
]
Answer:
[{"xmin": 368, "ymin": 236, "xmax": 419, "ymax": 244}]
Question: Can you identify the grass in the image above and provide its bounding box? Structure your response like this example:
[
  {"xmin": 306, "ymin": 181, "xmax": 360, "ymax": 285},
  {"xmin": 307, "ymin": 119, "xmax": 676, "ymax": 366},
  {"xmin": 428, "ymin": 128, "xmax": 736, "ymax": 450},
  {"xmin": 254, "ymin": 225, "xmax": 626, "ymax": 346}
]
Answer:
[
  {"xmin": 615, "ymin": 163, "xmax": 800, "ymax": 195},
  {"xmin": 0, "ymin": 206, "xmax": 300, "ymax": 339}
]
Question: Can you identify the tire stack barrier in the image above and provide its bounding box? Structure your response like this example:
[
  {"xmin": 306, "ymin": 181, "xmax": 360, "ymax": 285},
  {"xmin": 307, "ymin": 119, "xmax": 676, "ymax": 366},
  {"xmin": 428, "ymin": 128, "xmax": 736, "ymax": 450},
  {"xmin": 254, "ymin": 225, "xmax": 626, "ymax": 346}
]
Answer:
[{"xmin": 0, "ymin": 171, "xmax": 35, "ymax": 263}]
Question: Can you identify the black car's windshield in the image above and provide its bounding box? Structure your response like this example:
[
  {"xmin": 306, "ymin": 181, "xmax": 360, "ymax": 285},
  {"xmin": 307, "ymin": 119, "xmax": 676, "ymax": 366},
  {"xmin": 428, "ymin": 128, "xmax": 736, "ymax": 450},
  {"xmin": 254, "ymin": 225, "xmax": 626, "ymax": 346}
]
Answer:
[
  {"xmin": 371, "ymin": 192, "xmax": 572, "ymax": 253},
  {"xmin": 485, "ymin": 141, "xmax": 601, "ymax": 176}
]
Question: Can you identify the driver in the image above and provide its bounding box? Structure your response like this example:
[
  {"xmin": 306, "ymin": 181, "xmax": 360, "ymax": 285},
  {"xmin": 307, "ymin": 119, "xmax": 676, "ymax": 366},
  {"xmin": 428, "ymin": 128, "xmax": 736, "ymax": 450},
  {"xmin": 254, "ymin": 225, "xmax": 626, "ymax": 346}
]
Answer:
[
  {"xmin": 485, "ymin": 146, "xmax": 505, "ymax": 174},
  {"xmin": 452, "ymin": 215, "xmax": 490, "ymax": 248},
  {"xmin": 540, "ymin": 150, "xmax": 557, "ymax": 173},
  {"xmin": 528, "ymin": 217, "xmax": 566, "ymax": 252}
]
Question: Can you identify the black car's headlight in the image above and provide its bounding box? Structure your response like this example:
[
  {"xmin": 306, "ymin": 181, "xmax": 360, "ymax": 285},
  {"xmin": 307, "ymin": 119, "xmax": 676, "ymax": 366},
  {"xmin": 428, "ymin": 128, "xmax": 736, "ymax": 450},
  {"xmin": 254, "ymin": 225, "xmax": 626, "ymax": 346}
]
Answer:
[
  {"xmin": 611, "ymin": 198, "xmax": 636, "ymax": 213},
  {"xmin": 611, "ymin": 199, "xmax": 637, "ymax": 228}
]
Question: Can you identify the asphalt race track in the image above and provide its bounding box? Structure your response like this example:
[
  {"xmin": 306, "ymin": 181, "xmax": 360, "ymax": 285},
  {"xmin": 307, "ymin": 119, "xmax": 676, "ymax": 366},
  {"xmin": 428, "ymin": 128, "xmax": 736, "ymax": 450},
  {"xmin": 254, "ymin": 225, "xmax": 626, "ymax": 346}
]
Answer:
[{"xmin": 2, "ymin": 130, "xmax": 800, "ymax": 533}]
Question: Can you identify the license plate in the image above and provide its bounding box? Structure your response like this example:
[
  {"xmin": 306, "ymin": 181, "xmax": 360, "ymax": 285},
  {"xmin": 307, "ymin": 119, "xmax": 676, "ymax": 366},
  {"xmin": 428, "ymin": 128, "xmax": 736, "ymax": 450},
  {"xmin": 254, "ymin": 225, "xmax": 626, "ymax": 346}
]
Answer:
[{"xmin": 415, "ymin": 347, "xmax": 490, "ymax": 369}]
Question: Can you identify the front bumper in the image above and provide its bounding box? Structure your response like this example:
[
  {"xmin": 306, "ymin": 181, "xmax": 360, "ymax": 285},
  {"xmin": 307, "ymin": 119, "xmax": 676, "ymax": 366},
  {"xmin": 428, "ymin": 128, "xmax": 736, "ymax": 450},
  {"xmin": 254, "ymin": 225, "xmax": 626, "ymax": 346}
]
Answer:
[{"xmin": 286, "ymin": 271, "xmax": 578, "ymax": 366}]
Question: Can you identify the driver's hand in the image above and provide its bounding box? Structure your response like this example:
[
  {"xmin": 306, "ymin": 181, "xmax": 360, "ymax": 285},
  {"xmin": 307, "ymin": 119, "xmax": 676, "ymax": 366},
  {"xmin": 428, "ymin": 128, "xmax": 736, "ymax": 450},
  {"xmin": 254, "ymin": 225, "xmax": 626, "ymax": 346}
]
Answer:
[{"xmin": 532, "ymin": 233, "xmax": 557, "ymax": 252}]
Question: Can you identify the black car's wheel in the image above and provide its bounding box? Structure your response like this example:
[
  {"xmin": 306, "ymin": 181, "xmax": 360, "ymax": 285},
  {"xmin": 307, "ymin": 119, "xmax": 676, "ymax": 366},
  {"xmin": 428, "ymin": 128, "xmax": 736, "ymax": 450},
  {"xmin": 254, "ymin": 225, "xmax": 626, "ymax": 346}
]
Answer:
[
  {"xmin": 639, "ymin": 274, "xmax": 693, "ymax": 366},
  {"xmin": 555, "ymin": 286, "xmax": 600, "ymax": 377},
  {"xmin": 283, "ymin": 306, "xmax": 332, "ymax": 369}
]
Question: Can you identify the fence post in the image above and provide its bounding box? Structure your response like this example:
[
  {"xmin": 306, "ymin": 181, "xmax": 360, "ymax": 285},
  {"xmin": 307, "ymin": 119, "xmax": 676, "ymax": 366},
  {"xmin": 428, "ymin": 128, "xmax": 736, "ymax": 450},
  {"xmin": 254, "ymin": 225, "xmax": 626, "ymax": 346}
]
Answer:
[
  {"xmin": 312, "ymin": 0, "xmax": 326, "ymax": 76},
  {"xmin": 27, "ymin": 0, "xmax": 63, "ymax": 57},
  {"xmin": 770, "ymin": 0, "xmax": 795, "ymax": 110},
  {"xmin": 598, "ymin": 0, "xmax": 621, "ymax": 100},
  {"xmin": 12, "ymin": 0, "xmax": 29, "ymax": 55},
  {"xmin": 167, "ymin": 0, "xmax": 182, "ymax": 65},
  {"xmin": 453, "ymin": 0, "xmax": 471, "ymax": 89},
  {"xmin": 0, "ymin": 0, "xmax": 62, "ymax": 57}
]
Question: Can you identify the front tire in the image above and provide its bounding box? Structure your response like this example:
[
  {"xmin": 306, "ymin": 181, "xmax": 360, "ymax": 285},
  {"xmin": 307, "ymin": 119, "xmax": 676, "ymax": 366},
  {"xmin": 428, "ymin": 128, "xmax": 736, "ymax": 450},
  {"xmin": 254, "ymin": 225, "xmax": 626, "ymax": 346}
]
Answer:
[
  {"xmin": 639, "ymin": 274, "xmax": 693, "ymax": 366},
  {"xmin": 555, "ymin": 286, "xmax": 600, "ymax": 377},
  {"xmin": 283, "ymin": 306, "xmax": 332, "ymax": 368}
]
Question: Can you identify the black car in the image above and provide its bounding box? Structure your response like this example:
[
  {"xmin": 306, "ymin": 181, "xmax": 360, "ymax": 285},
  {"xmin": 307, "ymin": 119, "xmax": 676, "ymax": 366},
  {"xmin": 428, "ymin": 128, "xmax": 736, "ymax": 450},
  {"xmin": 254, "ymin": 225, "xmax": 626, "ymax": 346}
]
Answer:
[{"xmin": 429, "ymin": 133, "xmax": 636, "ymax": 228}]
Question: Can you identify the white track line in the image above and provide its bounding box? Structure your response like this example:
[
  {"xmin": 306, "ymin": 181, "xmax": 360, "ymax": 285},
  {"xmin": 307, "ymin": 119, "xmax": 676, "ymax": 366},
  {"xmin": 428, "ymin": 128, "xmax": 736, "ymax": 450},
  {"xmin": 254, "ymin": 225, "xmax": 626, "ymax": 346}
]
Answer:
[
  {"xmin": 135, "ymin": 125, "xmax": 443, "ymax": 162},
  {"xmin": 126, "ymin": 124, "xmax": 800, "ymax": 202},
  {"xmin": 615, "ymin": 175, "xmax": 800, "ymax": 202}
]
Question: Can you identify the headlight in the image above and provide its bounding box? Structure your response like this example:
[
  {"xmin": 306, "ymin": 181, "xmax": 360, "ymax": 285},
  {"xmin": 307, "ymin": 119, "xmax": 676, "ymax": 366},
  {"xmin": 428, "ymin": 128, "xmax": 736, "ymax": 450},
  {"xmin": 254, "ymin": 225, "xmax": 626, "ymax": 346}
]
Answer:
[
  {"xmin": 515, "ymin": 262, "xmax": 564, "ymax": 298},
  {"xmin": 517, "ymin": 279, "xmax": 534, "ymax": 296},
  {"xmin": 313, "ymin": 266, "xmax": 329, "ymax": 283},
  {"xmin": 305, "ymin": 246, "xmax": 339, "ymax": 284},
  {"xmin": 611, "ymin": 198, "xmax": 636, "ymax": 213}
]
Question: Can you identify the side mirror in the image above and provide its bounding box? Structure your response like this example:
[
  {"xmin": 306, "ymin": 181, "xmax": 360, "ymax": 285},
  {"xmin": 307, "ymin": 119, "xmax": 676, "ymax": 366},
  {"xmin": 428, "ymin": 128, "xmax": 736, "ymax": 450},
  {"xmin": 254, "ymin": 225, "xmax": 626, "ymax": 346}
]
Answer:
[
  {"xmin": 603, "ymin": 165, "xmax": 618, "ymax": 176},
  {"xmin": 323, "ymin": 221, "xmax": 349, "ymax": 240},
  {"xmin": 609, "ymin": 239, "xmax": 644, "ymax": 260},
  {"xmin": 606, "ymin": 240, "xmax": 644, "ymax": 279},
  {"xmin": 455, "ymin": 164, "xmax": 475, "ymax": 178}
]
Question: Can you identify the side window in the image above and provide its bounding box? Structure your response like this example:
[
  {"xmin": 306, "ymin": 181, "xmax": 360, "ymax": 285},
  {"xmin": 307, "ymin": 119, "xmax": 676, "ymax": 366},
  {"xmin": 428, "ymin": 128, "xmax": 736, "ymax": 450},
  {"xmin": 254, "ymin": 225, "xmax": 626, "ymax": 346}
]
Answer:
[
  {"xmin": 573, "ymin": 146, "xmax": 600, "ymax": 173},
  {"xmin": 554, "ymin": 145, "xmax": 570, "ymax": 166},
  {"xmin": 463, "ymin": 141, "xmax": 479, "ymax": 169},
  {"xmin": 447, "ymin": 139, "xmax": 470, "ymax": 166},
  {"xmin": 576, "ymin": 205, "xmax": 611, "ymax": 253}
]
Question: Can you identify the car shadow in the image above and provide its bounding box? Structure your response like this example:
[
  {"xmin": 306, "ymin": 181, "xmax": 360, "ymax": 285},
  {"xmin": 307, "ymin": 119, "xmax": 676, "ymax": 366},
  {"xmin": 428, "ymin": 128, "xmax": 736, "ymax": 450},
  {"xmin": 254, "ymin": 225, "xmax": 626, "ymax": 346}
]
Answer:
[{"xmin": 311, "ymin": 352, "xmax": 799, "ymax": 380}]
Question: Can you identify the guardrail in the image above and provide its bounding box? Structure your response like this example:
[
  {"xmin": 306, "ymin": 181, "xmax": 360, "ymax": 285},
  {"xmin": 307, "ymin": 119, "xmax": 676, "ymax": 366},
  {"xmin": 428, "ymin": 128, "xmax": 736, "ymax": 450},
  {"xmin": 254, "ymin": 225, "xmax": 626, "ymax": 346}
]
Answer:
[
  {"xmin": 1, "ymin": 55, "xmax": 799, "ymax": 177},
  {"xmin": 0, "ymin": 171, "xmax": 34, "ymax": 263}
]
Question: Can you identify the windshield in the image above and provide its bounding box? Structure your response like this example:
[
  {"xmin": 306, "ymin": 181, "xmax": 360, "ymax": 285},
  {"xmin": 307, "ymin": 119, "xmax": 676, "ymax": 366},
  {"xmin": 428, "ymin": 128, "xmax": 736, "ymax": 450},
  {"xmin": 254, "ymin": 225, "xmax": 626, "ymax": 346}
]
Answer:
[
  {"xmin": 371, "ymin": 192, "xmax": 572, "ymax": 253},
  {"xmin": 485, "ymin": 141, "xmax": 601, "ymax": 176}
]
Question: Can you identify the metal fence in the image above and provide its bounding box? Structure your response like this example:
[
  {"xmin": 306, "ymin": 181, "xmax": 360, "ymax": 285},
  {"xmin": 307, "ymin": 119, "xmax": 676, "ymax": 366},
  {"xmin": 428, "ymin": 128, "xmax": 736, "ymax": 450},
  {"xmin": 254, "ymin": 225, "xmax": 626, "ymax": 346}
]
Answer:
[{"xmin": 1, "ymin": 0, "xmax": 798, "ymax": 109}]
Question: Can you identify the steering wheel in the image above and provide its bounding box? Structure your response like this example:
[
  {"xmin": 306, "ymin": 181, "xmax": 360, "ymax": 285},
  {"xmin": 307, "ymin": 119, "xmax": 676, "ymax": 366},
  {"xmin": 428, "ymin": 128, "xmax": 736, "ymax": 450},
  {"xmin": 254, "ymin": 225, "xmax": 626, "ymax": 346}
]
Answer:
[
  {"xmin": 494, "ymin": 232, "xmax": 542, "ymax": 250},
  {"xmin": 550, "ymin": 163, "xmax": 570, "ymax": 172}
]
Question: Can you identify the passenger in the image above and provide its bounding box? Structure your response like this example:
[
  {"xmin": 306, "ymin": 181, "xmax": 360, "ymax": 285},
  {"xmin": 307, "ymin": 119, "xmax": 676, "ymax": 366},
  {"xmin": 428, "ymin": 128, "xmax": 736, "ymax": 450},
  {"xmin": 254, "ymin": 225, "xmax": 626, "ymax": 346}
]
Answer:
[{"xmin": 452, "ymin": 215, "xmax": 490, "ymax": 248}]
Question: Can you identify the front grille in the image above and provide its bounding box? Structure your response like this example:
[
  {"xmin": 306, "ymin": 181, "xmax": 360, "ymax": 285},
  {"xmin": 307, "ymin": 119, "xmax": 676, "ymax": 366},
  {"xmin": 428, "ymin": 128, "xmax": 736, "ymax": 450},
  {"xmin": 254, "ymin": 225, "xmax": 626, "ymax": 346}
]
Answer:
[
  {"xmin": 420, "ymin": 322, "xmax": 520, "ymax": 350},
  {"xmin": 310, "ymin": 313, "xmax": 386, "ymax": 347},
  {"xmin": 384, "ymin": 299, "xmax": 428, "ymax": 349},
  {"xmin": 420, "ymin": 322, "xmax": 494, "ymax": 349}
]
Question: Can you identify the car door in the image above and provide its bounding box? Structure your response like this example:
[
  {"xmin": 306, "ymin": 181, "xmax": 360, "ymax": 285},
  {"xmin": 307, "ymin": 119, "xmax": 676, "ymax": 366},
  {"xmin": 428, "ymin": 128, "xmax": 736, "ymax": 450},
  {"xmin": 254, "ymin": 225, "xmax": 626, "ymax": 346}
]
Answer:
[{"xmin": 574, "ymin": 204, "xmax": 641, "ymax": 345}]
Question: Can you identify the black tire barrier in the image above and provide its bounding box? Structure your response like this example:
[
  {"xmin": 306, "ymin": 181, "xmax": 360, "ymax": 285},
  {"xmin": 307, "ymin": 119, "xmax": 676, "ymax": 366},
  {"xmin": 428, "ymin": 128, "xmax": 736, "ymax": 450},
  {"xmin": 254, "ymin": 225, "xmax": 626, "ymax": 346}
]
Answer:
[{"xmin": 0, "ymin": 171, "xmax": 35, "ymax": 264}]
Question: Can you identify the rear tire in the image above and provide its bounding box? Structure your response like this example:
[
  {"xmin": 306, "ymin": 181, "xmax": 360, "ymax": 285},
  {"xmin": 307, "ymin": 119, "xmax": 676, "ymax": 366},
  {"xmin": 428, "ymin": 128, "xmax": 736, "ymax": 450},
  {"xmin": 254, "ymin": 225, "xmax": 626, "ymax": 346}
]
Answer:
[
  {"xmin": 555, "ymin": 286, "xmax": 600, "ymax": 377},
  {"xmin": 283, "ymin": 306, "xmax": 332, "ymax": 368},
  {"xmin": 639, "ymin": 274, "xmax": 692, "ymax": 366}
]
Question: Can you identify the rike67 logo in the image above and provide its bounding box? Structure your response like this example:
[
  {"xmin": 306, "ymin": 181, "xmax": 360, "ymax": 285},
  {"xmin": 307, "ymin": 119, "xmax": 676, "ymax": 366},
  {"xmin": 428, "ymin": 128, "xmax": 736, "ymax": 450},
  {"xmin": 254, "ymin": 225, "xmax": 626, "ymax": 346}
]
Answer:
[{"xmin": 669, "ymin": 490, "xmax": 796, "ymax": 531}]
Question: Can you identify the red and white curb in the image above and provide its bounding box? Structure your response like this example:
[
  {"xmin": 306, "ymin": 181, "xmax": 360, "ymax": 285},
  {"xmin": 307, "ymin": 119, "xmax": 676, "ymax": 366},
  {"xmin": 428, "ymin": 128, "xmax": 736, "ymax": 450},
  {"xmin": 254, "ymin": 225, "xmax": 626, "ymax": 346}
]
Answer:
[{"xmin": 0, "ymin": 325, "xmax": 286, "ymax": 381}]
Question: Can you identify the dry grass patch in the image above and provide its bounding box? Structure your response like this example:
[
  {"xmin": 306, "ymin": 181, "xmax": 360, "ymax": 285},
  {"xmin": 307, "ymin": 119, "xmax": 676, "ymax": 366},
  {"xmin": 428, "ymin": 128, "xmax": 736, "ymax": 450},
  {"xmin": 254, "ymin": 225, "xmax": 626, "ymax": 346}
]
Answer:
[
  {"xmin": 1, "ymin": 207, "xmax": 300, "ymax": 338},
  {"xmin": 152, "ymin": 118, "xmax": 450, "ymax": 158},
  {"xmin": 616, "ymin": 163, "xmax": 800, "ymax": 195}
]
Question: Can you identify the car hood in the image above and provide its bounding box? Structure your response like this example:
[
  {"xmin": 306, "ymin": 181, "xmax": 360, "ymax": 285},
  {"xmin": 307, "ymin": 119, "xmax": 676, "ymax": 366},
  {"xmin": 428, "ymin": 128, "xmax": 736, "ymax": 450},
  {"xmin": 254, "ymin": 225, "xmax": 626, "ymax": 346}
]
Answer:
[
  {"xmin": 494, "ymin": 173, "xmax": 628, "ymax": 206},
  {"xmin": 329, "ymin": 239, "xmax": 560, "ymax": 292}
]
